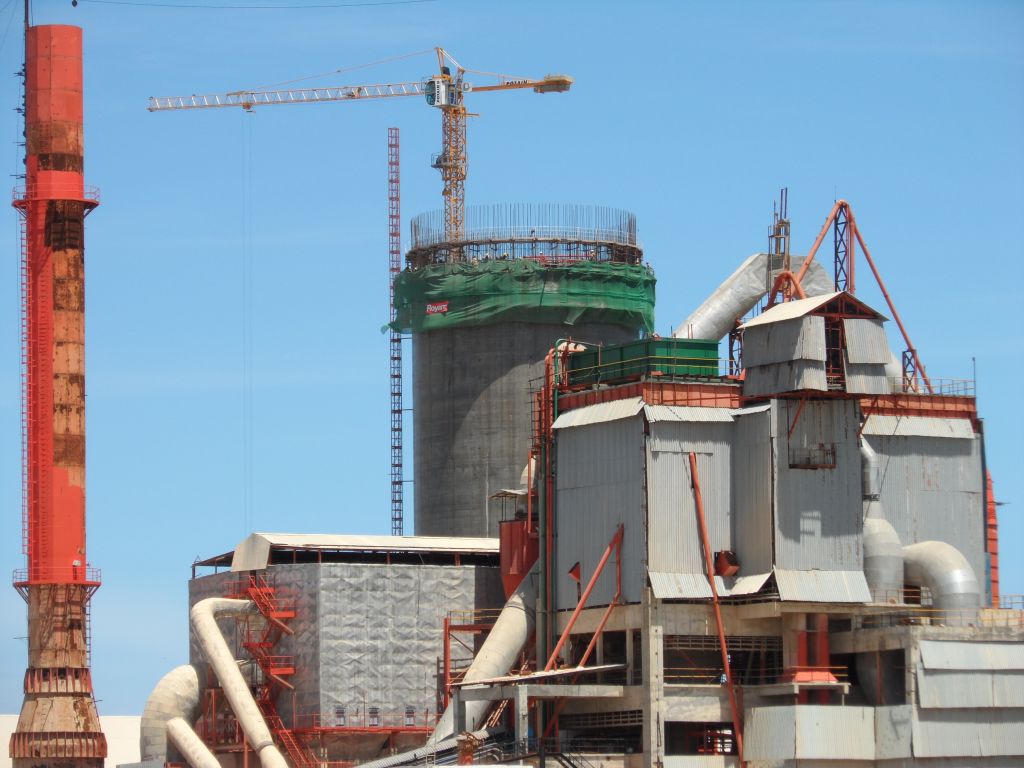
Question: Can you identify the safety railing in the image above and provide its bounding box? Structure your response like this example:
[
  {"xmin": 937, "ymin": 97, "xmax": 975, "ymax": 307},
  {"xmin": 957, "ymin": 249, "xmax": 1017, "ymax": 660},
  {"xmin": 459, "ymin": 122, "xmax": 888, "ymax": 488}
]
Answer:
[
  {"xmin": 890, "ymin": 376, "xmax": 976, "ymax": 397},
  {"xmin": 12, "ymin": 566, "xmax": 101, "ymax": 585},
  {"xmin": 998, "ymin": 594, "xmax": 1024, "ymax": 610},
  {"xmin": 663, "ymin": 664, "xmax": 848, "ymax": 687},
  {"xmin": 446, "ymin": 607, "xmax": 504, "ymax": 625},
  {"xmin": 852, "ymin": 605, "xmax": 1024, "ymax": 630},
  {"xmin": 564, "ymin": 353, "xmax": 729, "ymax": 387},
  {"xmin": 12, "ymin": 183, "xmax": 101, "ymax": 205}
]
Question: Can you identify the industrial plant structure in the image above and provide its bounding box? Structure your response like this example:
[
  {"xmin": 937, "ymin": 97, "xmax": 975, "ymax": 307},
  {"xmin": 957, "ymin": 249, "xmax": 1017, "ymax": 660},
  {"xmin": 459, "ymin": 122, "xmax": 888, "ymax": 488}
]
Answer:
[
  {"xmin": 5, "ymin": 17, "xmax": 1019, "ymax": 768},
  {"xmin": 136, "ymin": 197, "xmax": 1023, "ymax": 768}
]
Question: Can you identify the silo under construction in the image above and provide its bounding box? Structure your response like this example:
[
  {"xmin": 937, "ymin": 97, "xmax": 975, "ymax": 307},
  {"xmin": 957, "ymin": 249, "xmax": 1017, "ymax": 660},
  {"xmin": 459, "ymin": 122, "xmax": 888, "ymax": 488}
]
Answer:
[{"xmin": 394, "ymin": 204, "xmax": 655, "ymax": 537}]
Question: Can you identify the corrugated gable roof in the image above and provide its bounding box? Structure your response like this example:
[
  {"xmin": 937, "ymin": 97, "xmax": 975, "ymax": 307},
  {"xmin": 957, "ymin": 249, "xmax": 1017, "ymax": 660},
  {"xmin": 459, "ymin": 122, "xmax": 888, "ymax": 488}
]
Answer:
[
  {"xmin": 551, "ymin": 397, "xmax": 643, "ymax": 429},
  {"xmin": 738, "ymin": 292, "xmax": 842, "ymax": 329},
  {"xmin": 643, "ymin": 404, "xmax": 735, "ymax": 423},
  {"xmin": 862, "ymin": 415, "xmax": 975, "ymax": 439}
]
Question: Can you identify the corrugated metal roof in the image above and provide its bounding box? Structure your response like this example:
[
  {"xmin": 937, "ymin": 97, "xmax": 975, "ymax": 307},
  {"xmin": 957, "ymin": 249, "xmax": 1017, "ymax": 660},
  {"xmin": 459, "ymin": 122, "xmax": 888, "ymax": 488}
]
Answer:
[
  {"xmin": 643, "ymin": 404, "xmax": 735, "ymax": 423},
  {"xmin": 551, "ymin": 397, "xmax": 643, "ymax": 429},
  {"xmin": 843, "ymin": 318, "xmax": 891, "ymax": 363},
  {"xmin": 774, "ymin": 569, "xmax": 871, "ymax": 602},
  {"xmin": 740, "ymin": 291, "xmax": 887, "ymax": 329},
  {"xmin": 648, "ymin": 570, "xmax": 771, "ymax": 599},
  {"xmin": 739, "ymin": 292, "xmax": 843, "ymax": 328},
  {"xmin": 732, "ymin": 403, "xmax": 771, "ymax": 416},
  {"xmin": 862, "ymin": 414, "xmax": 976, "ymax": 439},
  {"xmin": 231, "ymin": 532, "xmax": 499, "ymax": 571},
  {"xmin": 919, "ymin": 640, "xmax": 1024, "ymax": 671}
]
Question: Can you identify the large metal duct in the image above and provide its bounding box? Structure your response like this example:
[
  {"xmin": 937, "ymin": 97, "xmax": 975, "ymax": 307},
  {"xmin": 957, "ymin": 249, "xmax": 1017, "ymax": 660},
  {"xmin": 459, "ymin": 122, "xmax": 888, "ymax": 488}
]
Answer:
[
  {"xmin": 430, "ymin": 564, "xmax": 539, "ymax": 741},
  {"xmin": 166, "ymin": 718, "xmax": 221, "ymax": 768},
  {"xmin": 860, "ymin": 441, "xmax": 903, "ymax": 602},
  {"xmin": 140, "ymin": 664, "xmax": 202, "ymax": 763},
  {"xmin": 414, "ymin": 322, "xmax": 633, "ymax": 537},
  {"xmin": 190, "ymin": 598, "xmax": 289, "ymax": 768},
  {"xmin": 673, "ymin": 253, "xmax": 833, "ymax": 341},
  {"xmin": 902, "ymin": 541, "xmax": 981, "ymax": 612}
]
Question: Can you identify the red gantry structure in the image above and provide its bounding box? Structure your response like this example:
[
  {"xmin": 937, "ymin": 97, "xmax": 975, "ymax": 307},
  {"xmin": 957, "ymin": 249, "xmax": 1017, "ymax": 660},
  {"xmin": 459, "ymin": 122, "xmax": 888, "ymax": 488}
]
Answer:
[{"xmin": 10, "ymin": 24, "xmax": 106, "ymax": 768}]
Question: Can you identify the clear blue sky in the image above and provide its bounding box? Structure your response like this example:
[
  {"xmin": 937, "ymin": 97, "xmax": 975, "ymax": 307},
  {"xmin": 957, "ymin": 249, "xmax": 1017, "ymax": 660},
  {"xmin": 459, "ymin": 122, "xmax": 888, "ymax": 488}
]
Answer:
[{"xmin": 0, "ymin": 0, "xmax": 1020, "ymax": 715}]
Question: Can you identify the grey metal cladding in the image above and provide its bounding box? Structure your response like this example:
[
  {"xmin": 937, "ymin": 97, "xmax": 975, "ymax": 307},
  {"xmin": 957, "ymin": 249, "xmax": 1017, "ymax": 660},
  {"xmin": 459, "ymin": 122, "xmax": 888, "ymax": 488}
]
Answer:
[
  {"xmin": 863, "ymin": 414, "xmax": 976, "ymax": 439},
  {"xmin": 917, "ymin": 669, "xmax": 1024, "ymax": 708},
  {"xmin": 742, "ymin": 316, "xmax": 826, "ymax": 367},
  {"xmin": 555, "ymin": 416, "xmax": 646, "ymax": 610},
  {"xmin": 744, "ymin": 705, "xmax": 874, "ymax": 761},
  {"xmin": 843, "ymin": 360, "xmax": 891, "ymax": 395},
  {"xmin": 732, "ymin": 409, "xmax": 774, "ymax": 574},
  {"xmin": 911, "ymin": 708, "xmax": 1024, "ymax": 757},
  {"xmin": 773, "ymin": 399, "xmax": 863, "ymax": 571},
  {"xmin": 316, "ymin": 562, "xmax": 502, "ymax": 721},
  {"xmin": 866, "ymin": 433, "xmax": 984, "ymax": 581},
  {"xmin": 744, "ymin": 359, "xmax": 827, "ymax": 398},
  {"xmin": 843, "ymin": 318, "xmax": 891, "ymax": 363},
  {"xmin": 647, "ymin": 422, "xmax": 732, "ymax": 576},
  {"xmin": 875, "ymin": 705, "xmax": 913, "ymax": 760},
  {"xmin": 919, "ymin": 640, "xmax": 1024, "ymax": 670}
]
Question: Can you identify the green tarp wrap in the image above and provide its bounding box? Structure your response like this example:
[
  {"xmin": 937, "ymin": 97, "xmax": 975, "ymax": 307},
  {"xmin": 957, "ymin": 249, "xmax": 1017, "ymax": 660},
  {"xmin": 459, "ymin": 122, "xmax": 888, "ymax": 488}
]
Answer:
[{"xmin": 392, "ymin": 259, "xmax": 655, "ymax": 333}]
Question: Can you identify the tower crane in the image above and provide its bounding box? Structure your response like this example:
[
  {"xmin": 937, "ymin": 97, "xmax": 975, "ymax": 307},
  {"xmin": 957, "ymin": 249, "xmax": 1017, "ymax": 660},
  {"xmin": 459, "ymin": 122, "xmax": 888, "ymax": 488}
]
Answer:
[{"xmin": 149, "ymin": 47, "xmax": 573, "ymax": 244}]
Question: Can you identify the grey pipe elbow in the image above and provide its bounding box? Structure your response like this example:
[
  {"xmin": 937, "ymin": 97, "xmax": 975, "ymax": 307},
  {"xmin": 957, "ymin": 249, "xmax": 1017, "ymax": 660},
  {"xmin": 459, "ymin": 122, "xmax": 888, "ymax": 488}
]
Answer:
[
  {"xmin": 902, "ymin": 541, "xmax": 981, "ymax": 613},
  {"xmin": 140, "ymin": 664, "xmax": 203, "ymax": 763}
]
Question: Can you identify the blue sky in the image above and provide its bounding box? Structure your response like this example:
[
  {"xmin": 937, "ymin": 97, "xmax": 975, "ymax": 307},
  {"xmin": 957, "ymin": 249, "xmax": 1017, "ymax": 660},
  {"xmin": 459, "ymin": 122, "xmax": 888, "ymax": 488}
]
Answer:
[{"xmin": 0, "ymin": 0, "xmax": 1021, "ymax": 715}]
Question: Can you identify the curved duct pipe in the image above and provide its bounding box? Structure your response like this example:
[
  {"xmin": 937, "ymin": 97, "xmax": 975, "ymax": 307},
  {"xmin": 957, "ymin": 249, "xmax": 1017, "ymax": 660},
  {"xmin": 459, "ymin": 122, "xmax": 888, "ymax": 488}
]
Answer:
[
  {"xmin": 191, "ymin": 597, "xmax": 289, "ymax": 768},
  {"xmin": 166, "ymin": 717, "xmax": 221, "ymax": 768},
  {"xmin": 860, "ymin": 441, "xmax": 903, "ymax": 602},
  {"xmin": 431, "ymin": 565, "xmax": 539, "ymax": 743},
  {"xmin": 672, "ymin": 252, "xmax": 833, "ymax": 341},
  {"xmin": 140, "ymin": 664, "xmax": 203, "ymax": 763},
  {"xmin": 902, "ymin": 541, "xmax": 981, "ymax": 614}
]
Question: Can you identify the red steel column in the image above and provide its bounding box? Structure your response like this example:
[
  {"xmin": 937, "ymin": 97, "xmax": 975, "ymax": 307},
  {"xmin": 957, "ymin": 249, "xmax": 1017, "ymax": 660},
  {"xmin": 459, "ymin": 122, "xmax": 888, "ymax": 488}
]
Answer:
[{"xmin": 11, "ymin": 25, "xmax": 106, "ymax": 768}]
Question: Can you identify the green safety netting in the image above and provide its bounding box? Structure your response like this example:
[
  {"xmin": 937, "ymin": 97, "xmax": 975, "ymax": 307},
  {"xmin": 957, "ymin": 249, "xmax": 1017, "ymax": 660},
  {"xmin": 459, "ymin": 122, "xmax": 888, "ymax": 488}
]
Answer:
[{"xmin": 392, "ymin": 259, "xmax": 655, "ymax": 333}]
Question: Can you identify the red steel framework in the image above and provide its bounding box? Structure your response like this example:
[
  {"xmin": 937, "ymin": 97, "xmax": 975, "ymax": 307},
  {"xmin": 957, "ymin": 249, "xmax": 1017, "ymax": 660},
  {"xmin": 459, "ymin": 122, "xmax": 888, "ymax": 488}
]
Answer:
[
  {"xmin": 10, "ymin": 24, "xmax": 106, "ymax": 768},
  {"xmin": 388, "ymin": 128, "xmax": 404, "ymax": 535}
]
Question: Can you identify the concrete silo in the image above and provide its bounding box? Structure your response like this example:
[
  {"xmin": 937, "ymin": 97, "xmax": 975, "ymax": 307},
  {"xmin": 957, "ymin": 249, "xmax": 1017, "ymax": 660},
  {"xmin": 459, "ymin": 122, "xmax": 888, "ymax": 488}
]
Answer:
[{"xmin": 394, "ymin": 204, "xmax": 655, "ymax": 537}]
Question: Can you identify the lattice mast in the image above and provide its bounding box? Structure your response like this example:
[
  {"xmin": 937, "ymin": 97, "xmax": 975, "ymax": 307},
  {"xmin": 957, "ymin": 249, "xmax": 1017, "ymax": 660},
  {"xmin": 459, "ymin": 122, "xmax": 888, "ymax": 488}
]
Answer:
[
  {"xmin": 10, "ymin": 23, "xmax": 106, "ymax": 768},
  {"xmin": 388, "ymin": 128, "xmax": 404, "ymax": 535}
]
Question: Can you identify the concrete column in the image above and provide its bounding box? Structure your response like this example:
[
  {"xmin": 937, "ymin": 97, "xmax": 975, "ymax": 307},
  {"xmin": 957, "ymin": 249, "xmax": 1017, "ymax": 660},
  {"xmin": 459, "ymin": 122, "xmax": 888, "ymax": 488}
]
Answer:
[
  {"xmin": 641, "ymin": 588, "xmax": 664, "ymax": 768},
  {"xmin": 514, "ymin": 686, "xmax": 529, "ymax": 746},
  {"xmin": 626, "ymin": 629, "xmax": 635, "ymax": 686}
]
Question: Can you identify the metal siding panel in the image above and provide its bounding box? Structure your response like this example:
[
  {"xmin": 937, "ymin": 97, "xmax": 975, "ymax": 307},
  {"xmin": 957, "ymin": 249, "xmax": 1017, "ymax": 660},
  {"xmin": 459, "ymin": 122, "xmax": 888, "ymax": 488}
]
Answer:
[
  {"xmin": 647, "ymin": 423, "xmax": 732, "ymax": 577},
  {"xmin": 863, "ymin": 415, "xmax": 976, "ymax": 439},
  {"xmin": 794, "ymin": 706, "xmax": 875, "ymax": 760},
  {"xmin": 774, "ymin": 400, "xmax": 863, "ymax": 571},
  {"xmin": 742, "ymin": 316, "xmax": 826, "ymax": 367},
  {"xmin": 875, "ymin": 705, "xmax": 913, "ymax": 759},
  {"xmin": 774, "ymin": 569, "xmax": 871, "ymax": 602},
  {"xmin": 992, "ymin": 672, "xmax": 1024, "ymax": 707},
  {"xmin": 732, "ymin": 410, "xmax": 774, "ymax": 575},
  {"xmin": 744, "ymin": 359, "xmax": 827, "ymax": 398},
  {"xmin": 555, "ymin": 417, "xmax": 646, "ymax": 611},
  {"xmin": 647, "ymin": 570, "xmax": 770, "ymax": 599},
  {"xmin": 744, "ymin": 705, "xmax": 796, "ymax": 760},
  {"xmin": 919, "ymin": 640, "xmax": 1024, "ymax": 670},
  {"xmin": 917, "ymin": 669, "xmax": 994, "ymax": 708},
  {"xmin": 843, "ymin": 318, "xmax": 891, "ymax": 363},
  {"xmin": 912, "ymin": 708, "xmax": 1024, "ymax": 757},
  {"xmin": 868, "ymin": 434, "xmax": 985, "ymax": 582},
  {"xmin": 843, "ymin": 360, "xmax": 891, "ymax": 394},
  {"xmin": 552, "ymin": 397, "xmax": 644, "ymax": 429}
]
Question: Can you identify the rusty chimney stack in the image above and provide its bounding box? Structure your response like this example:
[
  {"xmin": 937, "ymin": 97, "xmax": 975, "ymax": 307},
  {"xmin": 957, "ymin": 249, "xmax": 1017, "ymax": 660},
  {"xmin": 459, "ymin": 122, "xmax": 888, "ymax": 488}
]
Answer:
[{"xmin": 10, "ymin": 24, "xmax": 106, "ymax": 768}]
